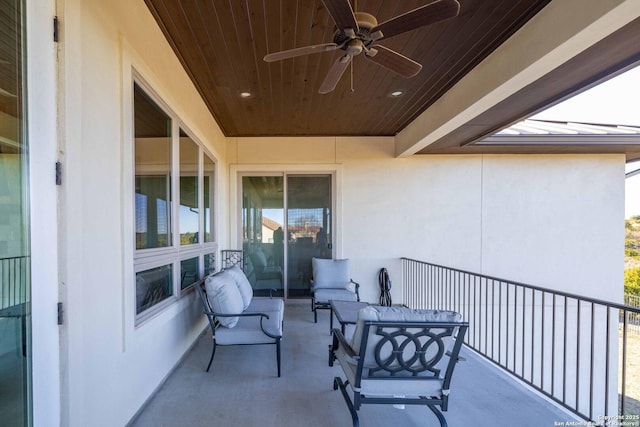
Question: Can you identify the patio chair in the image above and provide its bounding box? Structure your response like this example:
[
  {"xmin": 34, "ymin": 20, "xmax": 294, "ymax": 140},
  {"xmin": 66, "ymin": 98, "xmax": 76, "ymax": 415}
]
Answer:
[
  {"xmin": 245, "ymin": 250, "xmax": 283, "ymax": 293},
  {"xmin": 311, "ymin": 257, "xmax": 360, "ymax": 323},
  {"xmin": 330, "ymin": 306, "xmax": 468, "ymax": 427},
  {"xmin": 194, "ymin": 266, "xmax": 284, "ymax": 377}
]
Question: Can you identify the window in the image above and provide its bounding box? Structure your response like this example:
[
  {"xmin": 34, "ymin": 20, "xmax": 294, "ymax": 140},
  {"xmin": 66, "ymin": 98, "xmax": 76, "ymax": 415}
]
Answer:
[
  {"xmin": 180, "ymin": 257, "xmax": 199, "ymax": 290},
  {"xmin": 204, "ymin": 153, "xmax": 215, "ymax": 242},
  {"xmin": 134, "ymin": 87, "xmax": 172, "ymax": 249},
  {"xmin": 136, "ymin": 265, "xmax": 173, "ymax": 314},
  {"xmin": 133, "ymin": 81, "xmax": 217, "ymax": 321},
  {"xmin": 179, "ymin": 129, "xmax": 198, "ymax": 245}
]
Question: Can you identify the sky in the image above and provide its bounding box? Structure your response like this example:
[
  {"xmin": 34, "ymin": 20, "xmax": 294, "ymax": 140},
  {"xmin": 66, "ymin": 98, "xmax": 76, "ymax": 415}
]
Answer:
[
  {"xmin": 530, "ymin": 65, "xmax": 640, "ymax": 218},
  {"xmin": 532, "ymin": 66, "xmax": 640, "ymax": 126}
]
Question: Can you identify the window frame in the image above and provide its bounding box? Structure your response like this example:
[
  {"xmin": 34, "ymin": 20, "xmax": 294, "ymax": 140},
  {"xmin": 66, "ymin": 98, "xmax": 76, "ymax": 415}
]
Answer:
[{"xmin": 131, "ymin": 75, "xmax": 218, "ymax": 325}]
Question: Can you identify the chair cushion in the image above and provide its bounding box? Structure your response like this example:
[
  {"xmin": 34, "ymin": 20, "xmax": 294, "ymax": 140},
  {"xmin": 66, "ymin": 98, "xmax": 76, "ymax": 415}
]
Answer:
[
  {"xmin": 226, "ymin": 265, "xmax": 253, "ymax": 309},
  {"xmin": 204, "ymin": 272, "xmax": 244, "ymax": 328},
  {"xmin": 312, "ymin": 258, "xmax": 351, "ymax": 289},
  {"xmin": 313, "ymin": 288, "xmax": 358, "ymax": 304},
  {"xmin": 335, "ymin": 345, "xmax": 445, "ymax": 398},
  {"xmin": 245, "ymin": 297, "xmax": 284, "ymax": 315},
  {"xmin": 215, "ymin": 312, "xmax": 283, "ymax": 344},
  {"xmin": 245, "ymin": 298, "xmax": 284, "ymax": 329},
  {"xmin": 350, "ymin": 306, "xmax": 462, "ymax": 370},
  {"xmin": 251, "ymin": 249, "xmax": 268, "ymax": 270}
]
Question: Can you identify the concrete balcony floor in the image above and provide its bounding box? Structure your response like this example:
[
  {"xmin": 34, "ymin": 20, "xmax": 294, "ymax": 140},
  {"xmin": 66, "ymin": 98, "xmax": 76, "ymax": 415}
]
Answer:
[{"xmin": 130, "ymin": 302, "xmax": 578, "ymax": 427}]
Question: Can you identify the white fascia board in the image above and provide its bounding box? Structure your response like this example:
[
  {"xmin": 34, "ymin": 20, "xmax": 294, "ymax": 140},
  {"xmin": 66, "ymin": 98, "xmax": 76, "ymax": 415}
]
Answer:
[
  {"xmin": 394, "ymin": 0, "xmax": 640, "ymax": 157},
  {"xmin": 479, "ymin": 135, "xmax": 640, "ymax": 145}
]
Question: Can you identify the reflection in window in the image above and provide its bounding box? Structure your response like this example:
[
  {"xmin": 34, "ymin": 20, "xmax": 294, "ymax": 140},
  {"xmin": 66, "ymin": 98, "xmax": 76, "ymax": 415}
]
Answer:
[
  {"xmin": 180, "ymin": 257, "xmax": 199, "ymax": 290},
  {"xmin": 0, "ymin": 1, "xmax": 31, "ymax": 423},
  {"xmin": 204, "ymin": 154, "xmax": 215, "ymax": 242},
  {"xmin": 134, "ymin": 83, "xmax": 171, "ymax": 250},
  {"xmin": 180, "ymin": 129, "xmax": 199, "ymax": 245},
  {"xmin": 204, "ymin": 252, "xmax": 216, "ymax": 276},
  {"xmin": 135, "ymin": 176, "xmax": 170, "ymax": 248},
  {"xmin": 136, "ymin": 265, "xmax": 173, "ymax": 314}
]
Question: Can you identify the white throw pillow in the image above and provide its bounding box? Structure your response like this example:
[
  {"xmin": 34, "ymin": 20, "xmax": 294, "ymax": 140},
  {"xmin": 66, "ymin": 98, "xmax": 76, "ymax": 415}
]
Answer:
[
  {"xmin": 226, "ymin": 265, "xmax": 253, "ymax": 309},
  {"xmin": 205, "ymin": 272, "xmax": 244, "ymax": 328}
]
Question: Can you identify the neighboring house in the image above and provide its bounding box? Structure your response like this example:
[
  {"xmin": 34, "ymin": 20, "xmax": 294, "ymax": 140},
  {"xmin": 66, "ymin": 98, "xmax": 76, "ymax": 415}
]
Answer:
[
  {"xmin": 1, "ymin": 0, "xmax": 639, "ymax": 426},
  {"xmin": 262, "ymin": 217, "xmax": 282, "ymax": 244}
]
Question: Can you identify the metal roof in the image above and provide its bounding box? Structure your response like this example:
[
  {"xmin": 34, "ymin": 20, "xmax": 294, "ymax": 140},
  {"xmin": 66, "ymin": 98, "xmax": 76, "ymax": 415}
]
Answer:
[{"xmin": 479, "ymin": 119, "xmax": 640, "ymax": 145}]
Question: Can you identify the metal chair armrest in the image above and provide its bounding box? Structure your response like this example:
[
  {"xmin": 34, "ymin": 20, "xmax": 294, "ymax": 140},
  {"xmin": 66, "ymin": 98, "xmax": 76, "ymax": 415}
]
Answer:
[
  {"xmin": 332, "ymin": 328, "xmax": 358, "ymax": 359},
  {"xmin": 214, "ymin": 311, "xmax": 281, "ymax": 339},
  {"xmin": 350, "ymin": 279, "xmax": 360, "ymax": 301},
  {"xmin": 214, "ymin": 312, "xmax": 269, "ymax": 319}
]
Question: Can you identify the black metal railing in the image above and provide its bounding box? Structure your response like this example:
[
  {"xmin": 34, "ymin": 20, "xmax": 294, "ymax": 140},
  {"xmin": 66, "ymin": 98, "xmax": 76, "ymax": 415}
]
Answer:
[
  {"xmin": 1, "ymin": 256, "xmax": 30, "ymax": 311},
  {"xmin": 401, "ymin": 258, "xmax": 640, "ymax": 422},
  {"xmin": 623, "ymin": 294, "xmax": 640, "ymax": 335}
]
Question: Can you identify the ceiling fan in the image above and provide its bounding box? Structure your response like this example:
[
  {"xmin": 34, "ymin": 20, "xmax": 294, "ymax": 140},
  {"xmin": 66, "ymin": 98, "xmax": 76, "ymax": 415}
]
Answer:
[{"xmin": 263, "ymin": 0, "xmax": 461, "ymax": 94}]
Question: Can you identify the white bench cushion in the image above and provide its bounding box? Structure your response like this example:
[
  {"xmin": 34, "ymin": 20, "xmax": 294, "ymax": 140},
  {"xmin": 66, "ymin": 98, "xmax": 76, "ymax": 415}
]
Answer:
[
  {"xmin": 245, "ymin": 298, "xmax": 284, "ymax": 330},
  {"xmin": 216, "ymin": 310, "xmax": 283, "ymax": 344}
]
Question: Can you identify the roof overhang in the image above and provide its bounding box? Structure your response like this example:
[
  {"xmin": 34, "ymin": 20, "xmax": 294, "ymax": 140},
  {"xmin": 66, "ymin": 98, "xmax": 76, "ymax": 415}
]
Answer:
[{"xmin": 395, "ymin": 0, "xmax": 640, "ymax": 158}]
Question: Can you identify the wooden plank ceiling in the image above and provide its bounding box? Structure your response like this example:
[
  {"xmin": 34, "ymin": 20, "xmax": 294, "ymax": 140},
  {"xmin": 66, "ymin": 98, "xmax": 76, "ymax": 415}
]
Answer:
[{"xmin": 143, "ymin": 0, "xmax": 551, "ymax": 138}]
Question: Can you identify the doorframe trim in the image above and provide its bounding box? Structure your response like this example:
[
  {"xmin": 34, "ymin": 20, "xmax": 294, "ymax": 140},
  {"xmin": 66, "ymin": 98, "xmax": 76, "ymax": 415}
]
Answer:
[{"xmin": 26, "ymin": 0, "xmax": 61, "ymax": 424}]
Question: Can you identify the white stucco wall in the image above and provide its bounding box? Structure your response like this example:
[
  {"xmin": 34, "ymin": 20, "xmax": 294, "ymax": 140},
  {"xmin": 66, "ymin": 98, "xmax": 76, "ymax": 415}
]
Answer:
[
  {"xmin": 481, "ymin": 155, "xmax": 624, "ymax": 300},
  {"xmin": 56, "ymin": 0, "xmax": 228, "ymax": 425},
  {"xmin": 231, "ymin": 137, "xmax": 624, "ymax": 305}
]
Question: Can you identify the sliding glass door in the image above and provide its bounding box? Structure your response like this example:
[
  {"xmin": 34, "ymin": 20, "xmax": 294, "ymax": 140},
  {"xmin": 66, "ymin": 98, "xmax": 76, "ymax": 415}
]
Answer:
[
  {"xmin": 286, "ymin": 175, "xmax": 332, "ymax": 297},
  {"xmin": 242, "ymin": 176, "xmax": 285, "ymax": 297},
  {"xmin": 241, "ymin": 174, "xmax": 333, "ymax": 298},
  {"xmin": 0, "ymin": 0, "xmax": 31, "ymax": 425}
]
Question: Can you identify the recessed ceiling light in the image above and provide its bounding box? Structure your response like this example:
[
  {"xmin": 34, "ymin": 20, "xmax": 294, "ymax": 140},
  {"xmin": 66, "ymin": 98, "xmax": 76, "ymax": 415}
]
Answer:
[
  {"xmin": 240, "ymin": 92, "xmax": 252, "ymax": 98},
  {"xmin": 390, "ymin": 91, "xmax": 403, "ymax": 97}
]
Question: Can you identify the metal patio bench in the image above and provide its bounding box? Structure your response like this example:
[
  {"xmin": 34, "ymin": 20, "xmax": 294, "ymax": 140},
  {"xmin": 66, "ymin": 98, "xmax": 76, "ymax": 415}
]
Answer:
[{"xmin": 194, "ymin": 265, "xmax": 284, "ymax": 377}]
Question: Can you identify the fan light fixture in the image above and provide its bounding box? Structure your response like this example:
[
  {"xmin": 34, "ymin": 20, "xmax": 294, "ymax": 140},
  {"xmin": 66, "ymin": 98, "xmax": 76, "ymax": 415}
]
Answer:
[
  {"xmin": 391, "ymin": 91, "xmax": 403, "ymax": 97},
  {"xmin": 263, "ymin": 0, "xmax": 460, "ymax": 94},
  {"xmin": 240, "ymin": 92, "xmax": 252, "ymax": 98}
]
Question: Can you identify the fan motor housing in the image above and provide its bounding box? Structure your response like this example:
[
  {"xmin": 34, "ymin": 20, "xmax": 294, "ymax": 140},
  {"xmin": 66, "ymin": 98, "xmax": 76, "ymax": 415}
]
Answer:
[
  {"xmin": 333, "ymin": 12, "xmax": 378, "ymax": 49},
  {"xmin": 355, "ymin": 12, "xmax": 378, "ymax": 30}
]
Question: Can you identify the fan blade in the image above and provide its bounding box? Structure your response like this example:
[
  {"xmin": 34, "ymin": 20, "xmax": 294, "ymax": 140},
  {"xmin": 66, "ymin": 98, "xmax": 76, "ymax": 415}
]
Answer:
[
  {"xmin": 0, "ymin": 87, "xmax": 17, "ymax": 97},
  {"xmin": 264, "ymin": 43, "xmax": 338, "ymax": 62},
  {"xmin": 366, "ymin": 45, "xmax": 422, "ymax": 78},
  {"xmin": 372, "ymin": 0, "xmax": 460, "ymax": 41},
  {"xmin": 318, "ymin": 55, "xmax": 352, "ymax": 94},
  {"xmin": 321, "ymin": 0, "xmax": 358, "ymax": 33}
]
